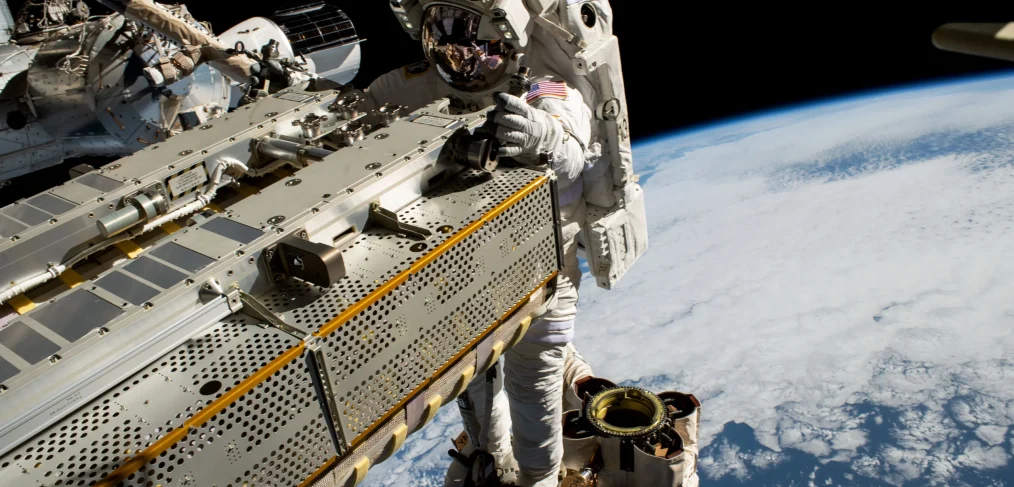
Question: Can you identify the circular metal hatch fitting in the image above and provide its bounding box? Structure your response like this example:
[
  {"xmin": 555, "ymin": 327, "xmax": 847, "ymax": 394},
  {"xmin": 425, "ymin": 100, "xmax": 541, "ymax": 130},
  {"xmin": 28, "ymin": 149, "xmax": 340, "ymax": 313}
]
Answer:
[{"xmin": 583, "ymin": 386, "xmax": 666, "ymax": 439}]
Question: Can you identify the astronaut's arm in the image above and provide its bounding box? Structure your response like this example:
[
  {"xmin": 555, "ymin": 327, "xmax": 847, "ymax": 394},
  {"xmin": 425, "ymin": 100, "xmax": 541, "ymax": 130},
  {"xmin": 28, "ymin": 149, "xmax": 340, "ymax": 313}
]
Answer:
[
  {"xmin": 539, "ymin": 116, "xmax": 586, "ymax": 188},
  {"xmin": 491, "ymin": 92, "xmax": 587, "ymax": 188}
]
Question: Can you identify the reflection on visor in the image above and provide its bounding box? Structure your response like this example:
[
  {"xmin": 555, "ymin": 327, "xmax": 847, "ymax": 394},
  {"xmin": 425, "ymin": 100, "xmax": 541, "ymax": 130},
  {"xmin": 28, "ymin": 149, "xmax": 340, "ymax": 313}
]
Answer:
[{"xmin": 421, "ymin": 5, "xmax": 511, "ymax": 92}]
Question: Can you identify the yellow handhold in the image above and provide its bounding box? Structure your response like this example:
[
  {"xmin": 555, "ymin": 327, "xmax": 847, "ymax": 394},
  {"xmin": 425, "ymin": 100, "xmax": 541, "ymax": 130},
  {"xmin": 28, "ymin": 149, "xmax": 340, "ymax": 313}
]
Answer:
[
  {"xmin": 203, "ymin": 203, "xmax": 224, "ymax": 213},
  {"xmin": 449, "ymin": 366, "xmax": 475, "ymax": 402},
  {"xmin": 114, "ymin": 241, "xmax": 143, "ymax": 259},
  {"xmin": 58, "ymin": 268, "xmax": 85, "ymax": 289},
  {"xmin": 351, "ymin": 457, "xmax": 370, "ymax": 486},
  {"xmin": 160, "ymin": 222, "xmax": 183, "ymax": 234},
  {"xmin": 9, "ymin": 294, "xmax": 35, "ymax": 314},
  {"xmin": 417, "ymin": 395, "xmax": 443, "ymax": 432},
  {"xmin": 378, "ymin": 424, "xmax": 408, "ymax": 462},
  {"xmin": 481, "ymin": 341, "xmax": 504, "ymax": 372},
  {"xmin": 509, "ymin": 316, "xmax": 533, "ymax": 348}
]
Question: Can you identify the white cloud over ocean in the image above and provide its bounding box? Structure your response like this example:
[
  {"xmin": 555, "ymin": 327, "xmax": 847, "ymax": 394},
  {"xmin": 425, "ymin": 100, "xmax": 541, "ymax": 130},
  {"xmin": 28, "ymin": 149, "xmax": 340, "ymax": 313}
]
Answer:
[{"xmin": 365, "ymin": 74, "xmax": 1014, "ymax": 486}]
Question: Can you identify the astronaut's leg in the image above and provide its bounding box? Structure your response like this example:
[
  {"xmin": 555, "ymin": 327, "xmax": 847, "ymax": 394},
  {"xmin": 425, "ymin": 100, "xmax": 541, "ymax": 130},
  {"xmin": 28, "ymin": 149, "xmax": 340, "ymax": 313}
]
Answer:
[
  {"xmin": 458, "ymin": 363, "xmax": 513, "ymax": 455},
  {"xmin": 504, "ymin": 339, "xmax": 567, "ymax": 487},
  {"xmin": 499, "ymin": 337, "xmax": 593, "ymax": 487},
  {"xmin": 446, "ymin": 362, "xmax": 518, "ymax": 487},
  {"xmin": 449, "ymin": 340, "xmax": 593, "ymax": 487},
  {"xmin": 502, "ymin": 237, "xmax": 582, "ymax": 487}
]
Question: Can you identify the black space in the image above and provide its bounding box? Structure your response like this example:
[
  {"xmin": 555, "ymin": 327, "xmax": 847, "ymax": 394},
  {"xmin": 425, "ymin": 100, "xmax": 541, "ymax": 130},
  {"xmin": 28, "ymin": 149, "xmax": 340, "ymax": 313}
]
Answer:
[
  {"xmin": 2, "ymin": 2, "xmax": 1014, "ymax": 202},
  {"xmin": 256, "ymin": 4, "xmax": 1014, "ymax": 140}
]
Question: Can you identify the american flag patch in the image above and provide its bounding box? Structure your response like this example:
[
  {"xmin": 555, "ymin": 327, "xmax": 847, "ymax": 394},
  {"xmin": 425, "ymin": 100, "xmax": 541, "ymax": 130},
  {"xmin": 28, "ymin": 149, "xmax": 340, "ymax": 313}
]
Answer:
[{"xmin": 526, "ymin": 81, "xmax": 568, "ymax": 103}]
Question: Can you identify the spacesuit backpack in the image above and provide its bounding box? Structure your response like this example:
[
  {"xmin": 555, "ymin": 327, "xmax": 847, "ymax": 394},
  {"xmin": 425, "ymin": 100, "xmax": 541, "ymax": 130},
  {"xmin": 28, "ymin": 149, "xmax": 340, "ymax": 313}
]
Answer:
[
  {"xmin": 526, "ymin": 0, "xmax": 648, "ymax": 290},
  {"xmin": 390, "ymin": 0, "xmax": 648, "ymax": 290}
]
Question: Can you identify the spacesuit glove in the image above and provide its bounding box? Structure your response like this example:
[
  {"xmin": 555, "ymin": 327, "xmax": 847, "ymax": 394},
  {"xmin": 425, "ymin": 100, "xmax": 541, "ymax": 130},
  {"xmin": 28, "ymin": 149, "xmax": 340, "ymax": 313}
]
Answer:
[{"xmin": 492, "ymin": 92, "xmax": 564, "ymax": 163}]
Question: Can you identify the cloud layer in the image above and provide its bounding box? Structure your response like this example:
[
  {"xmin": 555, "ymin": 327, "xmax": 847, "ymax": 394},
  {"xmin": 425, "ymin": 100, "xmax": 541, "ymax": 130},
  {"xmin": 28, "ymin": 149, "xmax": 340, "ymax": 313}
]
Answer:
[
  {"xmin": 365, "ymin": 73, "xmax": 1014, "ymax": 486},
  {"xmin": 578, "ymin": 73, "xmax": 1014, "ymax": 484}
]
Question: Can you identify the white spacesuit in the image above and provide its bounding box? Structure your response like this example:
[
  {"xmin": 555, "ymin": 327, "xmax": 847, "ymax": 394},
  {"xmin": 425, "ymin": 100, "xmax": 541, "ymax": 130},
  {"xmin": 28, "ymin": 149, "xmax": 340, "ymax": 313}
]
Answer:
[{"xmin": 363, "ymin": 1, "xmax": 647, "ymax": 485}]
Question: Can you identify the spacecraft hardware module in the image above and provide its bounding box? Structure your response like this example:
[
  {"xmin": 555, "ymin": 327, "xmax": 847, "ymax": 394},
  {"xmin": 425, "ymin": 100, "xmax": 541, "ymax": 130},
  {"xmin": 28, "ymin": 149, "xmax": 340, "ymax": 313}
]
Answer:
[
  {"xmin": 0, "ymin": 0, "xmax": 361, "ymax": 182},
  {"xmin": 0, "ymin": 2, "xmax": 701, "ymax": 485}
]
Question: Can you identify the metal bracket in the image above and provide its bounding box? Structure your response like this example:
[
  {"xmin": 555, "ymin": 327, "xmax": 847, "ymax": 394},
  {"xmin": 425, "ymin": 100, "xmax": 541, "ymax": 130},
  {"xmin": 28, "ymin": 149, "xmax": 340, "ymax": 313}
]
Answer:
[
  {"xmin": 305, "ymin": 336, "xmax": 349, "ymax": 456},
  {"xmin": 225, "ymin": 289, "xmax": 241, "ymax": 313},
  {"xmin": 327, "ymin": 91, "xmax": 365, "ymax": 120},
  {"xmin": 237, "ymin": 292, "xmax": 305, "ymax": 339},
  {"xmin": 547, "ymin": 171, "xmax": 566, "ymax": 272},
  {"xmin": 198, "ymin": 278, "xmax": 226, "ymax": 303},
  {"xmin": 291, "ymin": 113, "xmax": 326, "ymax": 141},
  {"xmin": 368, "ymin": 202, "xmax": 432, "ymax": 240},
  {"xmin": 263, "ymin": 237, "xmax": 347, "ymax": 287},
  {"xmin": 376, "ymin": 102, "xmax": 406, "ymax": 127},
  {"xmin": 619, "ymin": 438, "xmax": 635, "ymax": 472},
  {"xmin": 20, "ymin": 93, "xmax": 38, "ymax": 118}
]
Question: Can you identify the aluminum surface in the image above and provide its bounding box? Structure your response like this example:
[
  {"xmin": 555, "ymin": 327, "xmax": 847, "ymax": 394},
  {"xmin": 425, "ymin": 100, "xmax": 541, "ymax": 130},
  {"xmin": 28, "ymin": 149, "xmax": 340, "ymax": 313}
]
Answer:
[
  {"xmin": 0, "ymin": 83, "xmax": 558, "ymax": 469},
  {"xmin": 0, "ymin": 162, "xmax": 559, "ymax": 487}
]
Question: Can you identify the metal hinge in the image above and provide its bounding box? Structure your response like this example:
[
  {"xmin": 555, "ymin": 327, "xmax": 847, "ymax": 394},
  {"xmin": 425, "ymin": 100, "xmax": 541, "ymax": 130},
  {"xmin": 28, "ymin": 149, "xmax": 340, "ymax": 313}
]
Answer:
[
  {"xmin": 237, "ymin": 291, "xmax": 305, "ymax": 339},
  {"xmin": 305, "ymin": 336, "xmax": 349, "ymax": 456},
  {"xmin": 198, "ymin": 278, "xmax": 243, "ymax": 313},
  {"xmin": 368, "ymin": 201, "xmax": 432, "ymax": 240}
]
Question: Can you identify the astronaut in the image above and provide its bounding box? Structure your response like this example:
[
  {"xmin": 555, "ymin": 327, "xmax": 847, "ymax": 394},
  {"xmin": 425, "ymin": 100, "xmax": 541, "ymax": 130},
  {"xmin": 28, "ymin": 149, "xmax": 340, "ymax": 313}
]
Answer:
[{"xmin": 361, "ymin": 1, "xmax": 646, "ymax": 485}]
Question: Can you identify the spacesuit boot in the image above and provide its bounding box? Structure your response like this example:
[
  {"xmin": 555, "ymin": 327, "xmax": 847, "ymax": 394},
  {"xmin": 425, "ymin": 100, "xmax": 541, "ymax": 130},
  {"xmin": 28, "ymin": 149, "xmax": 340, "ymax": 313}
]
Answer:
[{"xmin": 445, "ymin": 434, "xmax": 521, "ymax": 487}]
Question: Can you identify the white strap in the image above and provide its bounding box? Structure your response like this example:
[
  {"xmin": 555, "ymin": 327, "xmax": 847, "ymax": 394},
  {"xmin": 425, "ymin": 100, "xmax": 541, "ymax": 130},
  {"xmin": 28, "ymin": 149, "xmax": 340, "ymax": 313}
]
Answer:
[{"xmin": 532, "ymin": 14, "xmax": 587, "ymax": 48}]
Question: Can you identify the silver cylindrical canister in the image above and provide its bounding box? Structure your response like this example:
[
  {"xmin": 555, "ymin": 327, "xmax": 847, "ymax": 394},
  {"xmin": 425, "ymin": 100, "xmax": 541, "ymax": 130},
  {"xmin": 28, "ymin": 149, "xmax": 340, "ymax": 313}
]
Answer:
[
  {"xmin": 562, "ymin": 410, "xmax": 599, "ymax": 472},
  {"xmin": 631, "ymin": 439, "xmax": 688, "ymax": 487},
  {"xmin": 96, "ymin": 191, "xmax": 165, "ymax": 237},
  {"xmin": 132, "ymin": 193, "xmax": 162, "ymax": 220},
  {"xmin": 595, "ymin": 436, "xmax": 637, "ymax": 487},
  {"xmin": 465, "ymin": 137, "xmax": 499, "ymax": 173},
  {"xmin": 659, "ymin": 391, "xmax": 701, "ymax": 486},
  {"xmin": 293, "ymin": 114, "xmax": 326, "ymax": 139},
  {"xmin": 97, "ymin": 204, "xmax": 142, "ymax": 238}
]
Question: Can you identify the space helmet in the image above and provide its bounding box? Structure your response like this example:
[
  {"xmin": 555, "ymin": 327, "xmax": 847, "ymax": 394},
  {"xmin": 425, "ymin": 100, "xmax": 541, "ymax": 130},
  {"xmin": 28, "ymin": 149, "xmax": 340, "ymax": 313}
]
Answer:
[{"xmin": 389, "ymin": 0, "xmax": 555, "ymax": 92}]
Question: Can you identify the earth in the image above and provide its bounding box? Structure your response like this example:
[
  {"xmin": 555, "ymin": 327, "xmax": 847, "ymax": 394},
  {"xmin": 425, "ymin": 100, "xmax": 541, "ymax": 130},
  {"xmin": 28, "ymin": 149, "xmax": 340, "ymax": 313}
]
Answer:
[{"xmin": 363, "ymin": 72, "xmax": 1014, "ymax": 486}]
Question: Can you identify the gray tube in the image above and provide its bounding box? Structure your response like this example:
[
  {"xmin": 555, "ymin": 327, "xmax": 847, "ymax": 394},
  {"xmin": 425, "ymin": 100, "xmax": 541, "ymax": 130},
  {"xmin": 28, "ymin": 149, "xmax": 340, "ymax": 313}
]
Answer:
[
  {"xmin": 256, "ymin": 137, "xmax": 334, "ymax": 166},
  {"xmin": 97, "ymin": 205, "xmax": 141, "ymax": 238}
]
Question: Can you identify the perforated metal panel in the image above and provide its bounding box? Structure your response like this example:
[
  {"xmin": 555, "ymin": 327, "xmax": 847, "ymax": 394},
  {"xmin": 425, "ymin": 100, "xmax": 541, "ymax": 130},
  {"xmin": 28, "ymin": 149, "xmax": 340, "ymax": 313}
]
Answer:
[
  {"xmin": 132, "ymin": 349, "xmax": 334, "ymax": 487},
  {"xmin": 0, "ymin": 167, "xmax": 559, "ymax": 487},
  {"xmin": 0, "ymin": 318, "xmax": 333, "ymax": 487},
  {"xmin": 321, "ymin": 290, "xmax": 549, "ymax": 487},
  {"xmin": 313, "ymin": 170, "xmax": 557, "ymax": 443}
]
